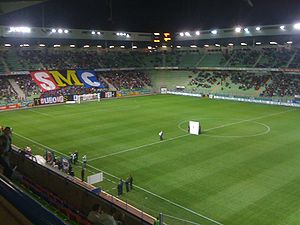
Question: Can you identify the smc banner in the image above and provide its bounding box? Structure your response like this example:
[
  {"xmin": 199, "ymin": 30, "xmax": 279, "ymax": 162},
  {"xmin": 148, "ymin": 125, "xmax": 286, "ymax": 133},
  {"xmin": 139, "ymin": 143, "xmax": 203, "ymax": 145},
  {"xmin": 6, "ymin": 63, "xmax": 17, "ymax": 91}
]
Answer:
[{"xmin": 31, "ymin": 70, "xmax": 104, "ymax": 92}]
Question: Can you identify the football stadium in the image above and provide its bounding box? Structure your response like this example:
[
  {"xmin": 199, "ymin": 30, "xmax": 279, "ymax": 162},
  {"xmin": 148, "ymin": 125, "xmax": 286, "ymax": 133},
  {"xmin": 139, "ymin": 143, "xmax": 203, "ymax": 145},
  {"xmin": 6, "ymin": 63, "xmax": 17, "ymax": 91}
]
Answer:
[{"xmin": 1, "ymin": 1, "xmax": 300, "ymax": 225}]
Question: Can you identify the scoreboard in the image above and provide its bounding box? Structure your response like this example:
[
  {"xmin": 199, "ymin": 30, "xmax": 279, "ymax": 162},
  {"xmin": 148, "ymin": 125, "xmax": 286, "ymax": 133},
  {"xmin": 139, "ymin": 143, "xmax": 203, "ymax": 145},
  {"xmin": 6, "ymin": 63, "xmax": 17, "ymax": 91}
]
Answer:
[{"xmin": 153, "ymin": 32, "xmax": 172, "ymax": 44}]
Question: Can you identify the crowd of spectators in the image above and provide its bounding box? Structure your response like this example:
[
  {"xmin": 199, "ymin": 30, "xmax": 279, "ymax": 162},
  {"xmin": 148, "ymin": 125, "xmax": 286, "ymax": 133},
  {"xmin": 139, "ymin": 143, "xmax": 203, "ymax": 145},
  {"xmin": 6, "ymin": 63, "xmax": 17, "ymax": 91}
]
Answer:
[
  {"xmin": 229, "ymin": 49, "xmax": 260, "ymax": 67},
  {"xmin": 189, "ymin": 71, "xmax": 227, "ymax": 89},
  {"xmin": 102, "ymin": 71, "xmax": 151, "ymax": 90},
  {"xmin": 0, "ymin": 77, "xmax": 18, "ymax": 103},
  {"xmin": 1, "ymin": 46, "xmax": 300, "ymax": 70},
  {"xmin": 262, "ymin": 73, "xmax": 300, "ymax": 97}
]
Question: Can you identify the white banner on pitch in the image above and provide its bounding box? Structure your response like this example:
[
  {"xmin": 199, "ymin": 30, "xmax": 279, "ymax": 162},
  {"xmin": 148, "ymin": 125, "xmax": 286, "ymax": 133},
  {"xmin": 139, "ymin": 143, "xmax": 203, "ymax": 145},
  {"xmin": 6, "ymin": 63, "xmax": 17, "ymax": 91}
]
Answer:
[
  {"xmin": 189, "ymin": 121, "xmax": 200, "ymax": 135},
  {"xmin": 87, "ymin": 172, "xmax": 103, "ymax": 184}
]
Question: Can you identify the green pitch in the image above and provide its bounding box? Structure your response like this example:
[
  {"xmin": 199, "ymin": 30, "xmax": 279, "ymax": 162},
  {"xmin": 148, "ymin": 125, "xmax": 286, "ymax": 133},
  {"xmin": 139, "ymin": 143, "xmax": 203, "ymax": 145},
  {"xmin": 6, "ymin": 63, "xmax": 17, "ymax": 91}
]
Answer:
[{"xmin": 1, "ymin": 95, "xmax": 300, "ymax": 225}]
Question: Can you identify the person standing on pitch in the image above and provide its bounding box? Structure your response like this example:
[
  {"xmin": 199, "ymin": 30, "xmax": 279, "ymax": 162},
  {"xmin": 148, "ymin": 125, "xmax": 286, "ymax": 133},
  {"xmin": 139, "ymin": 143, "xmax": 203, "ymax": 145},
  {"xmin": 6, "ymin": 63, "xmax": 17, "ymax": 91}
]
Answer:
[
  {"xmin": 159, "ymin": 131, "xmax": 164, "ymax": 141},
  {"xmin": 125, "ymin": 178, "xmax": 130, "ymax": 192},
  {"xmin": 81, "ymin": 167, "xmax": 85, "ymax": 182},
  {"xmin": 129, "ymin": 175, "xmax": 133, "ymax": 190},
  {"xmin": 74, "ymin": 151, "xmax": 78, "ymax": 164},
  {"xmin": 82, "ymin": 155, "xmax": 87, "ymax": 169}
]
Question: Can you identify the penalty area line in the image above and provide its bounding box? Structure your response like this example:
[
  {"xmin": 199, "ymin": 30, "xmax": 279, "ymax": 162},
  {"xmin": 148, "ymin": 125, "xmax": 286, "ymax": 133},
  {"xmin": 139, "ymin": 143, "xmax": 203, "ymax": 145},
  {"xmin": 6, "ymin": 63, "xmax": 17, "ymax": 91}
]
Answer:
[{"xmin": 13, "ymin": 131, "xmax": 223, "ymax": 225}]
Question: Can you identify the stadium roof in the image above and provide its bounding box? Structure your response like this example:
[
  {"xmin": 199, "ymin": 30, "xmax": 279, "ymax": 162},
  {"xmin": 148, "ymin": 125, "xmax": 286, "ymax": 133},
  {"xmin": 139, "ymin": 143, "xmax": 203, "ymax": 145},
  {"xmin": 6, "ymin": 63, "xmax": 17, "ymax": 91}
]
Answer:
[
  {"xmin": 0, "ymin": 0, "xmax": 300, "ymax": 33},
  {"xmin": 0, "ymin": 0, "xmax": 46, "ymax": 15}
]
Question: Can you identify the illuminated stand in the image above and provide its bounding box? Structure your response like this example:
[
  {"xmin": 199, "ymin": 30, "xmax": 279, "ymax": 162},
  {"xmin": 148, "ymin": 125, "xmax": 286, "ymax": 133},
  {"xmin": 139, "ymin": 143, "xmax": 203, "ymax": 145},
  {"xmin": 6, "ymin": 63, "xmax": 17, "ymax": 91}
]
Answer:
[{"xmin": 189, "ymin": 121, "xmax": 201, "ymax": 135}]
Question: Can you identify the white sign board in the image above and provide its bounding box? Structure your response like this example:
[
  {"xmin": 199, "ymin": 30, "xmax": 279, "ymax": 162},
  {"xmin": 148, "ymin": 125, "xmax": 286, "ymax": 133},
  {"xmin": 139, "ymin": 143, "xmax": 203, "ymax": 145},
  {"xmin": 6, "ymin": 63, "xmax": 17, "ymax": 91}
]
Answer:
[
  {"xmin": 87, "ymin": 172, "xmax": 103, "ymax": 185},
  {"xmin": 189, "ymin": 121, "xmax": 200, "ymax": 135}
]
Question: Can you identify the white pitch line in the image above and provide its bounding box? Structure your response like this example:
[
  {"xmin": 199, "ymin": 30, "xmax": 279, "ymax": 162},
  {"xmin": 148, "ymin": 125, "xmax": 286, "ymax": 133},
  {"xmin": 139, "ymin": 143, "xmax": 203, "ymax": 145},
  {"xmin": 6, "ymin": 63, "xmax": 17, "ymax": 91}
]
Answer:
[
  {"xmin": 90, "ymin": 108, "xmax": 296, "ymax": 161},
  {"xmin": 89, "ymin": 133, "xmax": 190, "ymax": 162},
  {"xmin": 13, "ymin": 132, "xmax": 222, "ymax": 225},
  {"xmin": 204, "ymin": 108, "xmax": 295, "ymax": 132}
]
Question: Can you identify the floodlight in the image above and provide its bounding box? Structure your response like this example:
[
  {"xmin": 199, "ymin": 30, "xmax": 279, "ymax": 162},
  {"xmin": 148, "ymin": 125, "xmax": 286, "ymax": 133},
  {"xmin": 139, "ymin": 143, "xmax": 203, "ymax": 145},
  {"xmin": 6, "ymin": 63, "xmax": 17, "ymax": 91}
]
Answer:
[
  {"xmin": 70, "ymin": 44, "xmax": 75, "ymax": 48},
  {"xmin": 148, "ymin": 46, "xmax": 152, "ymax": 49},
  {"xmin": 195, "ymin": 31, "xmax": 200, "ymax": 36},
  {"xmin": 287, "ymin": 41, "xmax": 293, "ymax": 44},
  {"xmin": 120, "ymin": 46, "xmax": 125, "ymax": 48},
  {"xmin": 39, "ymin": 44, "xmax": 45, "ymax": 47},
  {"xmin": 4, "ymin": 44, "xmax": 11, "ymax": 47},
  {"xmin": 256, "ymin": 42, "xmax": 262, "ymax": 45},
  {"xmin": 126, "ymin": 34, "xmax": 130, "ymax": 38},
  {"xmin": 294, "ymin": 23, "xmax": 300, "ymax": 30},
  {"xmin": 64, "ymin": 29, "xmax": 69, "ymax": 34},
  {"xmin": 20, "ymin": 44, "xmax": 24, "ymax": 47},
  {"xmin": 256, "ymin": 26, "xmax": 261, "ymax": 31},
  {"xmin": 53, "ymin": 44, "xmax": 61, "ymax": 48},
  {"xmin": 91, "ymin": 31, "xmax": 96, "ymax": 35},
  {"xmin": 228, "ymin": 43, "xmax": 234, "ymax": 46},
  {"xmin": 235, "ymin": 27, "xmax": 242, "ymax": 33},
  {"xmin": 23, "ymin": 44, "xmax": 29, "ymax": 47},
  {"xmin": 241, "ymin": 43, "xmax": 247, "ymax": 46},
  {"xmin": 51, "ymin": 28, "xmax": 57, "ymax": 33},
  {"xmin": 244, "ymin": 28, "xmax": 250, "ymax": 33},
  {"xmin": 215, "ymin": 44, "xmax": 220, "ymax": 47},
  {"xmin": 211, "ymin": 30, "xmax": 218, "ymax": 35},
  {"xmin": 270, "ymin": 41, "xmax": 277, "ymax": 45},
  {"xmin": 162, "ymin": 45, "xmax": 167, "ymax": 48},
  {"xmin": 190, "ymin": 45, "xmax": 197, "ymax": 48},
  {"xmin": 154, "ymin": 33, "xmax": 160, "ymax": 36},
  {"xmin": 109, "ymin": 45, "xmax": 114, "ymax": 48},
  {"xmin": 97, "ymin": 45, "xmax": 102, "ymax": 48},
  {"xmin": 204, "ymin": 44, "xmax": 209, "ymax": 47},
  {"xmin": 280, "ymin": 25, "xmax": 285, "ymax": 30},
  {"xmin": 176, "ymin": 45, "xmax": 181, "ymax": 48},
  {"xmin": 179, "ymin": 32, "xmax": 184, "ymax": 37},
  {"xmin": 83, "ymin": 45, "xmax": 90, "ymax": 48},
  {"xmin": 185, "ymin": 32, "xmax": 191, "ymax": 37},
  {"xmin": 97, "ymin": 32, "xmax": 101, "ymax": 35},
  {"xmin": 58, "ymin": 29, "xmax": 63, "ymax": 34},
  {"xmin": 9, "ymin": 26, "xmax": 31, "ymax": 33},
  {"xmin": 132, "ymin": 46, "xmax": 137, "ymax": 49}
]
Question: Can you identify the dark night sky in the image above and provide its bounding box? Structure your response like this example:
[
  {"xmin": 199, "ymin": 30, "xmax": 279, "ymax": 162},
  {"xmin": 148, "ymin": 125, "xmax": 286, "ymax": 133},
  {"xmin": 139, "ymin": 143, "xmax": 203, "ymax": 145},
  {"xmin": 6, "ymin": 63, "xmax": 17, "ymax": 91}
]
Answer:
[{"xmin": 1, "ymin": 0, "xmax": 300, "ymax": 32}]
